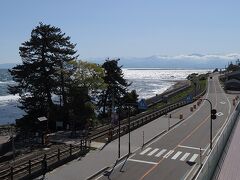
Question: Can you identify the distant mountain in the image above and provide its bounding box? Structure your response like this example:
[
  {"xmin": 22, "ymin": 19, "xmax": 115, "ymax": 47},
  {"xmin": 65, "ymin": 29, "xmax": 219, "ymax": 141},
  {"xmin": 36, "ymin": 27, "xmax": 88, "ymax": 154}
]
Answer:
[
  {"xmin": 0, "ymin": 63, "xmax": 16, "ymax": 69},
  {"xmin": 2, "ymin": 53, "xmax": 240, "ymax": 69},
  {"xmin": 86, "ymin": 53, "xmax": 240, "ymax": 69}
]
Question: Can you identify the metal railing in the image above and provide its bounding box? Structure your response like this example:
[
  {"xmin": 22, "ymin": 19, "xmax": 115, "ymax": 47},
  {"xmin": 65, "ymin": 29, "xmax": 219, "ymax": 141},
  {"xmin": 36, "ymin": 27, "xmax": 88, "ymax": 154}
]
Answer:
[
  {"xmin": 90, "ymin": 86, "xmax": 206, "ymax": 142},
  {"xmin": 0, "ymin": 140, "xmax": 89, "ymax": 180}
]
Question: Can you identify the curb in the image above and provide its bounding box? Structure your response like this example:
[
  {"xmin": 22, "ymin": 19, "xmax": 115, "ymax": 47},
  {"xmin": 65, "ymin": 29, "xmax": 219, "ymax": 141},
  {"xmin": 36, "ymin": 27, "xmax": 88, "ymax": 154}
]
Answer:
[
  {"xmin": 85, "ymin": 166, "xmax": 110, "ymax": 180},
  {"xmin": 85, "ymin": 153, "xmax": 131, "ymax": 180}
]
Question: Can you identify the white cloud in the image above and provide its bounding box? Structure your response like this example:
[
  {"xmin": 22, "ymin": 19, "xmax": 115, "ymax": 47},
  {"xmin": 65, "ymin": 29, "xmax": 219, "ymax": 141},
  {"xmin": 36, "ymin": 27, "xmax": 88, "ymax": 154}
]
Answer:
[{"xmin": 153, "ymin": 53, "xmax": 240, "ymax": 61}]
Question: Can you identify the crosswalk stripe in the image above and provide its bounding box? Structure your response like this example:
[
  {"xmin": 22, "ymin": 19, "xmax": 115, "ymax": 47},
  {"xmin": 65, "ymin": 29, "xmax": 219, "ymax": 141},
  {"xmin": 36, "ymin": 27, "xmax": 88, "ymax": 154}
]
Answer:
[
  {"xmin": 189, "ymin": 154, "xmax": 198, "ymax": 162},
  {"xmin": 163, "ymin": 150, "xmax": 174, "ymax": 158},
  {"xmin": 155, "ymin": 149, "xmax": 167, "ymax": 157},
  {"xmin": 171, "ymin": 151, "xmax": 182, "ymax": 160},
  {"xmin": 140, "ymin": 147, "xmax": 152, "ymax": 155},
  {"xmin": 180, "ymin": 153, "xmax": 190, "ymax": 161},
  {"xmin": 147, "ymin": 148, "xmax": 159, "ymax": 156}
]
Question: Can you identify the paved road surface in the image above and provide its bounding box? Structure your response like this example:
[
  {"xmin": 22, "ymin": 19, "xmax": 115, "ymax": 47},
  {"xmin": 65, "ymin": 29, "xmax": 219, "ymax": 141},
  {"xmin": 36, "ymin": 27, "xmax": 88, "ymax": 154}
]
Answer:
[{"xmin": 96, "ymin": 74, "xmax": 236, "ymax": 180}]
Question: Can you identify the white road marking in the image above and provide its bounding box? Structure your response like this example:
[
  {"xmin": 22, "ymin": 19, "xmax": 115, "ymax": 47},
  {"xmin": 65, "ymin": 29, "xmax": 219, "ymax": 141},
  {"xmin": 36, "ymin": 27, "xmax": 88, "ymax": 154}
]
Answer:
[
  {"xmin": 128, "ymin": 158, "xmax": 158, "ymax": 165},
  {"xmin": 216, "ymin": 112, "xmax": 224, "ymax": 116},
  {"xmin": 140, "ymin": 147, "xmax": 152, "ymax": 155},
  {"xmin": 189, "ymin": 154, "xmax": 198, "ymax": 162},
  {"xmin": 220, "ymin": 101, "xmax": 226, "ymax": 104},
  {"xmin": 180, "ymin": 153, "xmax": 190, "ymax": 161},
  {"xmin": 147, "ymin": 148, "xmax": 159, "ymax": 156},
  {"xmin": 155, "ymin": 149, "xmax": 167, "ymax": 157},
  {"xmin": 163, "ymin": 150, "xmax": 174, "ymax": 158},
  {"xmin": 178, "ymin": 145, "xmax": 205, "ymax": 151},
  {"xmin": 171, "ymin": 151, "xmax": 182, "ymax": 160}
]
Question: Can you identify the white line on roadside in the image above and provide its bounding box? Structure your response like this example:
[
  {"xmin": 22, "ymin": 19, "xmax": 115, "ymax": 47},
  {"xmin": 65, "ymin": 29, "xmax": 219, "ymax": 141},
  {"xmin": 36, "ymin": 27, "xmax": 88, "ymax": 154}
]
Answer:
[
  {"xmin": 128, "ymin": 158, "xmax": 158, "ymax": 165},
  {"xmin": 178, "ymin": 145, "xmax": 205, "ymax": 151},
  {"xmin": 163, "ymin": 150, "xmax": 174, "ymax": 158},
  {"xmin": 155, "ymin": 149, "xmax": 167, "ymax": 157},
  {"xmin": 171, "ymin": 151, "xmax": 182, "ymax": 160},
  {"xmin": 188, "ymin": 154, "xmax": 198, "ymax": 162},
  {"xmin": 140, "ymin": 147, "xmax": 152, "ymax": 155},
  {"xmin": 147, "ymin": 148, "xmax": 159, "ymax": 156},
  {"xmin": 180, "ymin": 153, "xmax": 190, "ymax": 161}
]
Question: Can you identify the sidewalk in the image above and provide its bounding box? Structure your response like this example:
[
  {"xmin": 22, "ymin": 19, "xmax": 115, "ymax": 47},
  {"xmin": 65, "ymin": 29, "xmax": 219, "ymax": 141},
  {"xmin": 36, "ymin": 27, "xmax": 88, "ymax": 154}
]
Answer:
[
  {"xmin": 44, "ymin": 102, "xmax": 198, "ymax": 180},
  {"xmin": 213, "ymin": 113, "xmax": 240, "ymax": 180}
]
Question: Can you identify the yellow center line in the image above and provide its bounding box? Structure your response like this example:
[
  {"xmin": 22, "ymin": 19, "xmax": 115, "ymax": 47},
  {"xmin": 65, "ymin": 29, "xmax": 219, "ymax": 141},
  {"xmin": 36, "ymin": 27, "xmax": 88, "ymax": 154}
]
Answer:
[
  {"xmin": 139, "ymin": 113, "xmax": 211, "ymax": 180},
  {"xmin": 139, "ymin": 76, "xmax": 221, "ymax": 180}
]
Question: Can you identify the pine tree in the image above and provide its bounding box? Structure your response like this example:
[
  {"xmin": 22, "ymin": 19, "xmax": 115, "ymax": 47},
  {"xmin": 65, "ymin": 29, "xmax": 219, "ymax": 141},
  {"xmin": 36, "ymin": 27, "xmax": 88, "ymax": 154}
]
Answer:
[
  {"xmin": 99, "ymin": 58, "xmax": 130, "ymax": 118},
  {"xmin": 9, "ymin": 23, "xmax": 78, "ymax": 129}
]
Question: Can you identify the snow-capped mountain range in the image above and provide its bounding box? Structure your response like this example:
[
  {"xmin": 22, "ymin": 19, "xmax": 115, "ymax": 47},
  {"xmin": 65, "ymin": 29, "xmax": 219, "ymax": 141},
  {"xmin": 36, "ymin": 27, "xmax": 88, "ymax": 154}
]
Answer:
[
  {"xmin": 1, "ymin": 53, "xmax": 239, "ymax": 69},
  {"xmin": 87, "ymin": 53, "xmax": 240, "ymax": 69}
]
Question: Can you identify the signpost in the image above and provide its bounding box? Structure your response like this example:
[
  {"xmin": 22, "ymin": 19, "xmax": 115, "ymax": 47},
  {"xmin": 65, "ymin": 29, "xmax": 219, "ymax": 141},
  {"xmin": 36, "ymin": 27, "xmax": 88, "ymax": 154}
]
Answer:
[
  {"xmin": 186, "ymin": 95, "xmax": 193, "ymax": 103},
  {"xmin": 138, "ymin": 99, "xmax": 148, "ymax": 110}
]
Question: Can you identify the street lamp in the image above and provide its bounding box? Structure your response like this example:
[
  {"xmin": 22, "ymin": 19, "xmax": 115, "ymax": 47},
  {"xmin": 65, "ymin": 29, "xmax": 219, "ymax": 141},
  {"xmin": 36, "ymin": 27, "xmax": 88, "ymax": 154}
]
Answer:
[
  {"xmin": 200, "ymin": 98, "xmax": 217, "ymax": 150},
  {"xmin": 125, "ymin": 103, "xmax": 137, "ymax": 155}
]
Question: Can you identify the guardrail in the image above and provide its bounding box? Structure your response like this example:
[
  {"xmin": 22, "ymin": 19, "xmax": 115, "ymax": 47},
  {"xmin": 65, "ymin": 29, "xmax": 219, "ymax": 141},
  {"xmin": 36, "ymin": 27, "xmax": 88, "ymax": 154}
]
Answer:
[
  {"xmin": 0, "ymin": 140, "xmax": 89, "ymax": 180},
  {"xmin": 98, "ymin": 87, "xmax": 207, "ymax": 142},
  {"xmin": 193, "ymin": 101, "xmax": 240, "ymax": 180},
  {"xmin": 90, "ymin": 80, "xmax": 206, "ymax": 141}
]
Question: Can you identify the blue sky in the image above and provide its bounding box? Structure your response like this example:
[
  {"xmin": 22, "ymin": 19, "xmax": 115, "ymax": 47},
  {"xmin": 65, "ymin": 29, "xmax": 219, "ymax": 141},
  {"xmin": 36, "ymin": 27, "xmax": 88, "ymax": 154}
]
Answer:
[{"xmin": 1, "ymin": 0, "xmax": 240, "ymax": 63}]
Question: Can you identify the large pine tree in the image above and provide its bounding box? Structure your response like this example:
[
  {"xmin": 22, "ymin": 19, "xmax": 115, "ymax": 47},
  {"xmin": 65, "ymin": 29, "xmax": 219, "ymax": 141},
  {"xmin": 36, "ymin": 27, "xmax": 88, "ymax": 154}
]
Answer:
[
  {"xmin": 9, "ymin": 23, "xmax": 78, "ymax": 130},
  {"xmin": 99, "ymin": 59, "xmax": 130, "ymax": 118}
]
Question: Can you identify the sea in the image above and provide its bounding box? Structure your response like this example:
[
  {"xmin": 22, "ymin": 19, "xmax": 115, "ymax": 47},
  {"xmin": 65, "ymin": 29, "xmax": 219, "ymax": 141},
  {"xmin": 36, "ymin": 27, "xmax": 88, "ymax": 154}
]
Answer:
[{"xmin": 0, "ymin": 68, "xmax": 211, "ymax": 125}]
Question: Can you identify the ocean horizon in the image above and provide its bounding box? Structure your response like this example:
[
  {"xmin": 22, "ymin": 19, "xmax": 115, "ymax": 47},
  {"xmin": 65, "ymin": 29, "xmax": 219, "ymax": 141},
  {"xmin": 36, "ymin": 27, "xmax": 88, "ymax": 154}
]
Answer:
[{"xmin": 0, "ymin": 68, "xmax": 212, "ymax": 125}]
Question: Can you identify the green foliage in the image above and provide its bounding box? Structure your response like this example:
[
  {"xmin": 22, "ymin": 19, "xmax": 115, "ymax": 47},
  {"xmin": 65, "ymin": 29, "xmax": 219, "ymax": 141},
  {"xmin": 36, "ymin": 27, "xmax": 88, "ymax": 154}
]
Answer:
[
  {"xmin": 68, "ymin": 86, "xmax": 95, "ymax": 129},
  {"xmin": 9, "ymin": 23, "xmax": 78, "ymax": 130},
  {"xmin": 72, "ymin": 60, "xmax": 106, "ymax": 92},
  {"xmin": 123, "ymin": 90, "xmax": 139, "ymax": 104},
  {"xmin": 98, "ymin": 58, "xmax": 130, "ymax": 117},
  {"xmin": 227, "ymin": 62, "xmax": 240, "ymax": 72}
]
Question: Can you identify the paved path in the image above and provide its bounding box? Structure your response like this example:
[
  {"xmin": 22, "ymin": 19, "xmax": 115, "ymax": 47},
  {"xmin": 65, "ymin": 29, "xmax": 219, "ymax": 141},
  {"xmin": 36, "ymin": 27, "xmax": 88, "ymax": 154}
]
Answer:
[{"xmin": 44, "ymin": 98, "xmax": 198, "ymax": 180}]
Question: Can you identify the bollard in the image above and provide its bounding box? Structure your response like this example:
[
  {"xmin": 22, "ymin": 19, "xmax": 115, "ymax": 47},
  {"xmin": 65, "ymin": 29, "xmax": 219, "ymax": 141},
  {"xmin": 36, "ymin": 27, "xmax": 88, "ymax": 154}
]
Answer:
[
  {"xmin": 10, "ymin": 166, "xmax": 13, "ymax": 180},
  {"xmin": 57, "ymin": 149, "xmax": 60, "ymax": 160},
  {"xmin": 28, "ymin": 160, "xmax": 31, "ymax": 175},
  {"xmin": 70, "ymin": 144, "xmax": 72, "ymax": 156},
  {"xmin": 199, "ymin": 147, "xmax": 202, "ymax": 166},
  {"xmin": 233, "ymin": 99, "xmax": 236, "ymax": 106},
  {"xmin": 142, "ymin": 131, "xmax": 145, "ymax": 147},
  {"xmin": 180, "ymin": 114, "xmax": 183, "ymax": 119},
  {"xmin": 190, "ymin": 107, "xmax": 193, "ymax": 112}
]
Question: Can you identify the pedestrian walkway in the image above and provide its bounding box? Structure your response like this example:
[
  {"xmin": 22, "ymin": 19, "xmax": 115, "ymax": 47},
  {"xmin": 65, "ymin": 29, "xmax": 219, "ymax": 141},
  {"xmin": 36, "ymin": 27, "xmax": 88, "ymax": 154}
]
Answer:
[
  {"xmin": 213, "ymin": 114, "xmax": 240, "ymax": 180},
  {"xmin": 44, "ymin": 102, "xmax": 201, "ymax": 180}
]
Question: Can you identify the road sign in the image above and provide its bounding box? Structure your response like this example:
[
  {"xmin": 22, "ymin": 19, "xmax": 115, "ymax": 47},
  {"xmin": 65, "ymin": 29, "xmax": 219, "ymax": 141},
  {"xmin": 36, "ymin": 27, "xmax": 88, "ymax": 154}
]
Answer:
[
  {"xmin": 186, "ymin": 95, "xmax": 193, "ymax": 103},
  {"xmin": 138, "ymin": 99, "xmax": 148, "ymax": 110},
  {"xmin": 216, "ymin": 112, "xmax": 224, "ymax": 117}
]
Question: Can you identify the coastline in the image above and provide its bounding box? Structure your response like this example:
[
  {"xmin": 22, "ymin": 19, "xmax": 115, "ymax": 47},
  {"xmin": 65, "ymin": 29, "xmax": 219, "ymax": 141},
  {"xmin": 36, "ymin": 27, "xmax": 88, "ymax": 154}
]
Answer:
[{"xmin": 164, "ymin": 80, "xmax": 190, "ymax": 93}]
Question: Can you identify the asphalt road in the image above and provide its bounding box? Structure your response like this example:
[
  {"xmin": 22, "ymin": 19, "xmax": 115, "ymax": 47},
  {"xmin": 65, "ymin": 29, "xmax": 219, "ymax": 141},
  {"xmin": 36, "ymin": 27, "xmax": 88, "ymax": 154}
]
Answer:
[{"xmin": 96, "ymin": 73, "xmax": 235, "ymax": 180}]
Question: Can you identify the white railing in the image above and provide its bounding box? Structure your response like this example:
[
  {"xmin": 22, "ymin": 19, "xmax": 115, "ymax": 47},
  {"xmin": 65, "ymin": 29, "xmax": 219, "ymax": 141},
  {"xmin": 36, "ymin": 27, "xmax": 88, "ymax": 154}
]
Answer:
[{"xmin": 195, "ymin": 102, "xmax": 240, "ymax": 180}]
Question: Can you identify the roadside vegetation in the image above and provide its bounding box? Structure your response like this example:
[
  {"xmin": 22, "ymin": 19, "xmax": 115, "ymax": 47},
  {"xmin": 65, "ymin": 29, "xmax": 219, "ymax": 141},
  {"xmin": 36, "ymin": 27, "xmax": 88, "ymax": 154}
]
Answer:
[
  {"xmin": 9, "ymin": 23, "xmax": 138, "ymax": 136},
  {"xmin": 149, "ymin": 73, "xmax": 208, "ymax": 111}
]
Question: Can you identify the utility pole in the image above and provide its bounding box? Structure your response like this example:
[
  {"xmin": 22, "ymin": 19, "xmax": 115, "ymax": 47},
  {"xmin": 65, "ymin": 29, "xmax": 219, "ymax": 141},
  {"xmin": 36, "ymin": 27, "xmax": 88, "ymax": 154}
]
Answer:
[
  {"xmin": 128, "ymin": 106, "xmax": 131, "ymax": 155},
  {"xmin": 10, "ymin": 125, "xmax": 15, "ymax": 162}
]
